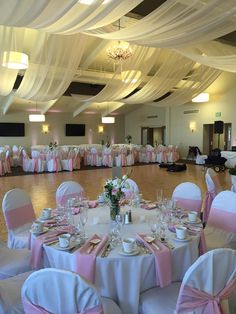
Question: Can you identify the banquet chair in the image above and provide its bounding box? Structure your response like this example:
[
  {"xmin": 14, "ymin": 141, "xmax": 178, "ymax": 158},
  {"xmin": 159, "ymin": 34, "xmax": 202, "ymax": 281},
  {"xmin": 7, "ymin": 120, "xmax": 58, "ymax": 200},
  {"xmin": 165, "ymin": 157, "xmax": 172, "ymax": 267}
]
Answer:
[
  {"xmin": 2, "ymin": 188, "xmax": 36, "ymax": 249},
  {"xmin": 122, "ymin": 178, "xmax": 139, "ymax": 198},
  {"xmin": 47, "ymin": 149, "xmax": 62, "ymax": 172},
  {"xmin": 231, "ymin": 182, "xmax": 236, "ymax": 193},
  {"xmin": 0, "ymin": 271, "xmax": 33, "ymax": 314},
  {"xmin": 172, "ymin": 182, "xmax": 202, "ymax": 213},
  {"xmin": 31, "ymin": 150, "xmax": 47, "ymax": 173},
  {"xmin": 22, "ymin": 268, "xmax": 122, "ymax": 314},
  {"xmin": 22, "ymin": 149, "xmax": 34, "ymax": 172},
  {"xmin": 0, "ymin": 242, "xmax": 31, "ymax": 279},
  {"xmin": 139, "ymin": 248, "xmax": 236, "ymax": 314},
  {"xmin": 56, "ymin": 180, "xmax": 84, "ymax": 206},
  {"xmin": 204, "ymin": 190, "xmax": 236, "ymax": 251},
  {"xmin": 202, "ymin": 168, "xmax": 222, "ymax": 223}
]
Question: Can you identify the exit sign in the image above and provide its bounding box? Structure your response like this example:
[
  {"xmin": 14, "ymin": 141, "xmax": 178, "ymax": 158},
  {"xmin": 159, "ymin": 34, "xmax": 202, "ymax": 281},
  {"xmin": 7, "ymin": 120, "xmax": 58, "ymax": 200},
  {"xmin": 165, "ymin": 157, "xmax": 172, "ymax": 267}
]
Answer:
[{"xmin": 215, "ymin": 112, "xmax": 221, "ymax": 117}]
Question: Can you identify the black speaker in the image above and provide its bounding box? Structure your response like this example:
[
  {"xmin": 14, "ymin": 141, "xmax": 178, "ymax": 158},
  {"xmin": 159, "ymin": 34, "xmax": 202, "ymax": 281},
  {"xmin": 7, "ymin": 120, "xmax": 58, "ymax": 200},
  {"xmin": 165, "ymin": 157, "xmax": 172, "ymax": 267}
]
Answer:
[{"xmin": 214, "ymin": 121, "xmax": 224, "ymax": 134}]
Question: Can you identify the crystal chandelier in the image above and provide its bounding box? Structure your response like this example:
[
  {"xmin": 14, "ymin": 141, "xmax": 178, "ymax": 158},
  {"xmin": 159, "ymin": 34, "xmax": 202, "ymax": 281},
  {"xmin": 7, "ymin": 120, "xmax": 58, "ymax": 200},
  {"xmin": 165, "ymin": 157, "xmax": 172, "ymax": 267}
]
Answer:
[
  {"xmin": 107, "ymin": 41, "xmax": 133, "ymax": 64},
  {"xmin": 106, "ymin": 19, "xmax": 133, "ymax": 64}
]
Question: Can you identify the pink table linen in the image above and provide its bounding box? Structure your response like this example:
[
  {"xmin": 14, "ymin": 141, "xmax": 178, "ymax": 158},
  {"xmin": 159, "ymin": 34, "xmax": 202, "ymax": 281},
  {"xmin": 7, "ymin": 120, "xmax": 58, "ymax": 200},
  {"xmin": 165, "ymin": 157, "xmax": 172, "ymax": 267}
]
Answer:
[
  {"xmin": 74, "ymin": 234, "xmax": 108, "ymax": 283},
  {"xmin": 30, "ymin": 228, "xmax": 72, "ymax": 269},
  {"xmin": 136, "ymin": 233, "xmax": 172, "ymax": 287}
]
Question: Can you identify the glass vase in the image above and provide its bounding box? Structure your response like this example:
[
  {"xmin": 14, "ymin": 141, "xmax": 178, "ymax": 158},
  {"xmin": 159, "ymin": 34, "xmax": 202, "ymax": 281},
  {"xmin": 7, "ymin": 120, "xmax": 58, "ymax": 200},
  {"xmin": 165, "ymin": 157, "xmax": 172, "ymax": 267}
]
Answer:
[{"xmin": 110, "ymin": 199, "xmax": 120, "ymax": 221}]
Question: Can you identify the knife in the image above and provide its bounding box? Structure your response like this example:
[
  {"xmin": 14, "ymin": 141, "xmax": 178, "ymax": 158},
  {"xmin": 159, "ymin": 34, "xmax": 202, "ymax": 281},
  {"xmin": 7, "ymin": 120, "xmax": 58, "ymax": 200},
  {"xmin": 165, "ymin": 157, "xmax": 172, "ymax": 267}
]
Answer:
[{"xmin": 101, "ymin": 243, "xmax": 110, "ymax": 257}]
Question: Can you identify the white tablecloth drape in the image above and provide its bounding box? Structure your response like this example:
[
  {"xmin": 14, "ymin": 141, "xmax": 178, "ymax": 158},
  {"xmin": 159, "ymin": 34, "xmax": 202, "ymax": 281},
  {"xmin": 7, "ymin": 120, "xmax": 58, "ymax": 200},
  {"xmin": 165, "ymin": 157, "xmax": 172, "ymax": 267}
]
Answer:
[{"xmin": 41, "ymin": 206, "xmax": 200, "ymax": 314}]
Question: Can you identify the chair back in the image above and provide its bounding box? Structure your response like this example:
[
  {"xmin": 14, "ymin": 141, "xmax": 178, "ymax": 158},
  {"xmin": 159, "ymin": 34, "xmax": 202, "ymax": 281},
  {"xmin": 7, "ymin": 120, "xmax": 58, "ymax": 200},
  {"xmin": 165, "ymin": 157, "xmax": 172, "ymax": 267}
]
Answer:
[
  {"xmin": 2, "ymin": 188, "xmax": 35, "ymax": 231},
  {"xmin": 22, "ymin": 268, "xmax": 103, "ymax": 314},
  {"xmin": 172, "ymin": 182, "xmax": 202, "ymax": 213},
  {"xmin": 56, "ymin": 181, "xmax": 84, "ymax": 206},
  {"xmin": 176, "ymin": 248, "xmax": 236, "ymax": 314}
]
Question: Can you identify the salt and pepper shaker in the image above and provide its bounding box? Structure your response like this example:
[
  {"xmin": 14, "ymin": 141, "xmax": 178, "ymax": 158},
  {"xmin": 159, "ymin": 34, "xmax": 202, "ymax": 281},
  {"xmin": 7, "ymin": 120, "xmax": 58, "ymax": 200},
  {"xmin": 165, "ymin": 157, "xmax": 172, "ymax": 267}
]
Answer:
[
  {"xmin": 124, "ymin": 212, "xmax": 129, "ymax": 224},
  {"xmin": 128, "ymin": 209, "xmax": 132, "ymax": 223}
]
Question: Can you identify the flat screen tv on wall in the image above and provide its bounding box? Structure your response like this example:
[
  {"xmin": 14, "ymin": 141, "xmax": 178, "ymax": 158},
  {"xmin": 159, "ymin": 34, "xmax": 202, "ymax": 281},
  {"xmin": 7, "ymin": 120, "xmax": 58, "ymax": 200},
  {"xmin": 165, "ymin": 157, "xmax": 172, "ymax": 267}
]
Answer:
[
  {"xmin": 0, "ymin": 123, "xmax": 25, "ymax": 137},
  {"xmin": 65, "ymin": 124, "xmax": 85, "ymax": 136}
]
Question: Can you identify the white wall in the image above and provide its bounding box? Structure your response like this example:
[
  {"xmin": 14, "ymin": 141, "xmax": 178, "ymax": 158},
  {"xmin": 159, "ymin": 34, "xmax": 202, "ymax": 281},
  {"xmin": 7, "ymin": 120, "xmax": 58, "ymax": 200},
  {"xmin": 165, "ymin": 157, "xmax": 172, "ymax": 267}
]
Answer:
[
  {"xmin": 0, "ymin": 112, "xmax": 125, "ymax": 150},
  {"xmin": 125, "ymin": 105, "xmax": 166, "ymax": 144},
  {"xmin": 168, "ymin": 72, "xmax": 236, "ymax": 157}
]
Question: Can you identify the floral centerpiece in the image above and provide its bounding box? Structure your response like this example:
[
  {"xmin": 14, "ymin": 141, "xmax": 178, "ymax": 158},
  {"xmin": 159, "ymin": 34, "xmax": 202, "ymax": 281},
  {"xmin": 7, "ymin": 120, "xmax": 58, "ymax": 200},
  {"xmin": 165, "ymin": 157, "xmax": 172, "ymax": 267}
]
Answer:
[
  {"xmin": 104, "ymin": 174, "xmax": 129, "ymax": 221},
  {"xmin": 125, "ymin": 134, "xmax": 132, "ymax": 144}
]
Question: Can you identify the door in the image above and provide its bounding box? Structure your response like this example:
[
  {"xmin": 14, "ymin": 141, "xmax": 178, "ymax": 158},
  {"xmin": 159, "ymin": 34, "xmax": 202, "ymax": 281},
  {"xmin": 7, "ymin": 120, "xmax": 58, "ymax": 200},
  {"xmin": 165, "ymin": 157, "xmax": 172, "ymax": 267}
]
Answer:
[
  {"xmin": 141, "ymin": 127, "xmax": 153, "ymax": 146},
  {"xmin": 141, "ymin": 127, "xmax": 165, "ymax": 146}
]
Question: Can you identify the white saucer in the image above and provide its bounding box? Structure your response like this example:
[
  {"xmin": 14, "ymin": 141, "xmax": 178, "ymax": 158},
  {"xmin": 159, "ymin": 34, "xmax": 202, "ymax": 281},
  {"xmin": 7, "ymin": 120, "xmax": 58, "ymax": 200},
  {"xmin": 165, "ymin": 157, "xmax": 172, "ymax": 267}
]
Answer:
[
  {"xmin": 39, "ymin": 215, "xmax": 56, "ymax": 221},
  {"xmin": 118, "ymin": 247, "xmax": 140, "ymax": 256},
  {"xmin": 30, "ymin": 227, "xmax": 49, "ymax": 235},
  {"xmin": 185, "ymin": 217, "xmax": 201, "ymax": 225},
  {"xmin": 53, "ymin": 242, "xmax": 76, "ymax": 251},
  {"xmin": 173, "ymin": 235, "xmax": 191, "ymax": 242}
]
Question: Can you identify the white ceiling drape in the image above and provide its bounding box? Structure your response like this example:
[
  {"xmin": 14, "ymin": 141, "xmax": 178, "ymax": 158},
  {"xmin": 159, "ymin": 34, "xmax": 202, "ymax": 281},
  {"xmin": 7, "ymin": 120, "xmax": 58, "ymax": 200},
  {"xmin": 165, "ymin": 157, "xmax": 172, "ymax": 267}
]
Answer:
[
  {"xmin": 153, "ymin": 65, "xmax": 221, "ymax": 107},
  {"xmin": 122, "ymin": 50, "xmax": 195, "ymax": 104},
  {"xmin": 176, "ymin": 41, "xmax": 236, "ymax": 73},
  {"xmin": 85, "ymin": 0, "xmax": 236, "ymax": 48},
  {"xmin": 0, "ymin": 0, "xmax": 143, "ymax": 34}
]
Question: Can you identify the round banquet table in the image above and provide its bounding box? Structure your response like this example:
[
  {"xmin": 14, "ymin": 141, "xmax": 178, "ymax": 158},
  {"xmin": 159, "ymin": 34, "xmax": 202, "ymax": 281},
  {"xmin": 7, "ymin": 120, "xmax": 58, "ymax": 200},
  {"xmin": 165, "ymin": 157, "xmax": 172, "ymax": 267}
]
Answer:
[{"xmin": 40, "ymin": 205, "xmax": 200, "ymax": 314}]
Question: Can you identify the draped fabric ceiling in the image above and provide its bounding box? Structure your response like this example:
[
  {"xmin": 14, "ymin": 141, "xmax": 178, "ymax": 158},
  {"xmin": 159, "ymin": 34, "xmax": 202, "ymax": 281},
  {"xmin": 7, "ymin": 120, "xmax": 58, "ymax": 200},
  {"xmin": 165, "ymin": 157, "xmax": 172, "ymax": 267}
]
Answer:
[{"xmin": 0, "ymin": 0, "xmax": 236, "ymax": 116}]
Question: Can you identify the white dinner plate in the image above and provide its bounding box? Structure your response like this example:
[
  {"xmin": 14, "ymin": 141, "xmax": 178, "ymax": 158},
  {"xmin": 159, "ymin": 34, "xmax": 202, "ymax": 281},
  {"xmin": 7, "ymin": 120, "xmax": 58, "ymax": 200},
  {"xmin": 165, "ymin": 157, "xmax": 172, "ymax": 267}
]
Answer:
[
  {"xmin": 118, "ymin": 247, "xmax": 140, "ymax": 256},
  {"xmin": 30, "ymin": 227, "xmax": 49, "ymax": 235},
  {"xmin": 184, "ymin": 217, "xmax": 202, "ymax": 225},
  {"xmin": 53, "ymin": 242, "xmax": 76, "ymax": 251},
  {"xmin": 173, "ymin": 235, "xmax": 192, "ymax": 242}
]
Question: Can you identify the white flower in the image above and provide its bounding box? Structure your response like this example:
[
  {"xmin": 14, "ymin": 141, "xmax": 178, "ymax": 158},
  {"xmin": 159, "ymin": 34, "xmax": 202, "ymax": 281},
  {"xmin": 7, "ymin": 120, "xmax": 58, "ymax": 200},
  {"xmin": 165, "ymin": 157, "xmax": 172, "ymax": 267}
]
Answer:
[{"xmin": 122, "ymin": 174, "xmax": 128, "ymax": 180}]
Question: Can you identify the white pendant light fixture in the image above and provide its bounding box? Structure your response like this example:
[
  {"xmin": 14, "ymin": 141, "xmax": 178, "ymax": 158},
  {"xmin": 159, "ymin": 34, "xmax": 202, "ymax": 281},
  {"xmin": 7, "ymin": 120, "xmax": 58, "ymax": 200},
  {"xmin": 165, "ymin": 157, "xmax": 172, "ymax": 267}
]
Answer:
[
  {"xmin": 2, "ymin": 51, "xmax": 29, "ymax": 70},
  {"xmin": 102, "ymin": 116, "xmax": 115, "ymax": 124},
  {"xmin": 29, "ymin": 114, "xmax": 45, "ymax": 122},
  {"xmin": 192, "ymin": 93, "xmax": 209, "ymax": 103}
]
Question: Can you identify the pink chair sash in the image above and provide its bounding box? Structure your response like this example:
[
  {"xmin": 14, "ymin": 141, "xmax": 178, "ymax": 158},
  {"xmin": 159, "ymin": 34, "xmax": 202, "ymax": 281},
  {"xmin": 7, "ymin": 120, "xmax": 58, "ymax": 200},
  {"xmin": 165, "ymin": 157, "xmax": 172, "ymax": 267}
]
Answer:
[
  {"xmin": 203, "ymin": 190, "xmax": 216, "ymax": 223},
  {"xmin": 176, "ymin": 278, "xmax": 236, "ymax": 314},
  {"xmin": 56, "ymin": 192, "xmax": 83, "ymax": 206},
  {"xmin": 4, "ymin": 204, "xmax": 35, "ymax": 229},
  {"xmin": 53, "ymin": 156, "xmax": 60, "ymax": 172},
  {"xmin": 207, "ymin": 207, "xmax": 236, "ymax": 232},
  {"xmin": 0, "ymin": 160, "xmax": 5, "ymax": 176},
  {"xmin": 22, "ymin": 297, "xmax": 103, "ymax": 314},
  {"xmin": 174, "ymin": 197, "xmax": 202, "ymax": 213},
  {"xmin": 74, "ymin": 234, "xmax": 108, "ymax": 283},
  {"xmin": 136, "ymin": 233, "xmax": 172, "ymax": 287}
]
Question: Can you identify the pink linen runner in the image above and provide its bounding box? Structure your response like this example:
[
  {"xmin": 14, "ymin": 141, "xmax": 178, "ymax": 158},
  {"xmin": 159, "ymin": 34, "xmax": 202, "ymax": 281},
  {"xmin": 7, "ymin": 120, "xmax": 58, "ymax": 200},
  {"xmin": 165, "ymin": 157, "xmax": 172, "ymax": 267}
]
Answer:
[
  {"xmin": 136, "ymin": 233, "xmax": 172, "ymax": 287},
  {"xmin": 30, "ymin": 228, "xmax": 72, "ymax": 269},
  {"xmin": 176, "ymin": 278, "xmax": 236, "ymax": 314},
  {"xmin": 22, "ymin": 297, "xmax": 103, "ymax": 314},
  {"xmin": 74, "ymin": 234, "xmax": 108, "ymax": 283},
  {"xmin": 4, "ymin": 204, "xmax": 36, "ymax": 229}
]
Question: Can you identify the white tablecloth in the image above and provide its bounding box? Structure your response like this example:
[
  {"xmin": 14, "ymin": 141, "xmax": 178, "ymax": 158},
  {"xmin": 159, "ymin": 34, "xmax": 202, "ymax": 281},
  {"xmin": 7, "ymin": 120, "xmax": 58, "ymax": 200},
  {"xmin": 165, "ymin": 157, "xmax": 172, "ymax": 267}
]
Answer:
[
  {"xmin": 221, "ymin": 151, "xmax": 236, "ymax": 168},
  {"xmin": 41, "ymin": 206, "xmax": 200, "ymax": 314}
]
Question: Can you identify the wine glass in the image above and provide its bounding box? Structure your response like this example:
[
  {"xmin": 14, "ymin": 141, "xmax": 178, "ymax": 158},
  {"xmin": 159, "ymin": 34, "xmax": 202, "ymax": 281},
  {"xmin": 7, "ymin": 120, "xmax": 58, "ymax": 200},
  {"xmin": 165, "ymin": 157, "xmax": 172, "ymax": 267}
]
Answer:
[
  {"xmin": 79, "ymin": 206, "xmax": 88, "ymax": 240},
  {"xmin": 147, "ymin": 217, "xmax": 158, "ymax": 238},
  {"xmin": 115, "ymin": 213, "xmax": 124, "ymax": 231}
]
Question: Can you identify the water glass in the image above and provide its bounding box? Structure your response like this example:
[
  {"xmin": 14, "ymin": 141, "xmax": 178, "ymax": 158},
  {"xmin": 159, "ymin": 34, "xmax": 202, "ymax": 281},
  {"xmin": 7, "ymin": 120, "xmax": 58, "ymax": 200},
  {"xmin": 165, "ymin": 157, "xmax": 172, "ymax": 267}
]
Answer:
[
  {"xmin": 147, "ymin": 217, "xmax": 158, "ymax": 238},
  {"xmin": 156, "ymin": 189, "xmax": 163, "ymax": 204},
  {"xmin": 79, "ymin": 207, "xmax": 88, "ymax": 240}
]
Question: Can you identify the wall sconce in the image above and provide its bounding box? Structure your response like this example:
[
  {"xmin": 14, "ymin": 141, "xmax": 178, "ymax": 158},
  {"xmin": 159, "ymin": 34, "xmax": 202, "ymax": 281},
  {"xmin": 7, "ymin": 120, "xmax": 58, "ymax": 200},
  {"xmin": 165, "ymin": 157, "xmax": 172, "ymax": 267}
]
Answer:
[
  {"xmin": 98, "ymin": 125, "xmax": 104, "ymax": 133},
  {"xmin": 189, "ymin": 121, "xmax": 196, "ymax": 132},
  {"xmin": 42, "ymin": 124, "xmax": 49, "ymax": 134}
]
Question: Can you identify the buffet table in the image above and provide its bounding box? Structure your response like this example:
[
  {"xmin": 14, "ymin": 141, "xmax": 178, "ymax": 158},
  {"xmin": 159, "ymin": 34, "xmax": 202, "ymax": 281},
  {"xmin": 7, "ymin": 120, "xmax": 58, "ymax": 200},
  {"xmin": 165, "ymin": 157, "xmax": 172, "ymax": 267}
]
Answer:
[{"xmin": 34, "ymin": 206, "xmax": 200, "ymax": 314}]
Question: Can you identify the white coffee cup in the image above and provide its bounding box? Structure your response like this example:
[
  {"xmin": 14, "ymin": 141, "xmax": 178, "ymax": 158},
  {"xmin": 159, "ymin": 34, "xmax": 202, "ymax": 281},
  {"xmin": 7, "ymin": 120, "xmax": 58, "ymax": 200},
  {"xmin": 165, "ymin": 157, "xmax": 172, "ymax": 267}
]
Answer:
[
  {"xmin": 32, "ymin": 220, "xmax": 44, "ymax": 233},
  {"xmin": 188, "ymin": 211, "xmax": 198, "ymax": 222},
  {"xmin": 41, "ymin": 208, "xmax": 52, "ymax": 219},
  {"xmin": 58, "ymin": 233, "xmax": 71, "ymax": 248},
  {"xmin": 175, "ymin": 226, "xmax": 187, "ymax": 240},
  {"xmin": 122, "ymin": 237, "xmax": 136, "ymax": 253}
]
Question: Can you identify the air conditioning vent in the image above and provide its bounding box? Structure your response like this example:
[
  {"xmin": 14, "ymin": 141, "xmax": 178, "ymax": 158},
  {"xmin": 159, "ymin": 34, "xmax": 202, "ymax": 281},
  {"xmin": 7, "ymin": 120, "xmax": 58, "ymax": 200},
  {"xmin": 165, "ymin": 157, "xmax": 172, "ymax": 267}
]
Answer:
[
  {"xmin": 147, "ymin": 115, "xmax": 158, "ymax": 119},
  {"xmin": 183, "ymin": 110, "xmax": 199, "ymax": 114}
]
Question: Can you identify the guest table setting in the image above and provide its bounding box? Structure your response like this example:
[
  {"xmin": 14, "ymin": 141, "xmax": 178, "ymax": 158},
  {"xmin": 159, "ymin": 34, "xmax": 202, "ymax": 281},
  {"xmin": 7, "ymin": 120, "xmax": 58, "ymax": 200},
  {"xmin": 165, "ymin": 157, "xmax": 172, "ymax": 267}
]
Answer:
[{"xmin": 29, "ymin": 192, "xmax": 205, "ymax": 314}]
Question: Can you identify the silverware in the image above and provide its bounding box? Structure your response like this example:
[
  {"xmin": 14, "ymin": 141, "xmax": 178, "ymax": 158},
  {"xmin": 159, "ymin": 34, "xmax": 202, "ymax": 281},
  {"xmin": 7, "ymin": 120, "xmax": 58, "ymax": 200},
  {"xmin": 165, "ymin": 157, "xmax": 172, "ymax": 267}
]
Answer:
[
  {"xmin": 160, "ymin": 239, "xmax": 175, "ymax": 250},
  {"xmin": 101, "ymin": 244, "xmax": 111, "ymax": 258}
]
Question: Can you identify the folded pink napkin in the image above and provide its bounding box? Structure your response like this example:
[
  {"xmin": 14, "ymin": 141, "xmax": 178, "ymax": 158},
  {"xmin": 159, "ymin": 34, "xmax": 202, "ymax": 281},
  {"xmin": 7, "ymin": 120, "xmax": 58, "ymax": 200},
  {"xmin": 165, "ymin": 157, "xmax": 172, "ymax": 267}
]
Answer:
[
  {"xmin": 74, "ymin": 234, "xmax": 108, "ymax": 283},
  {"xmin": 30, "ymin": 226, "xmax": 72, "ymax": 269},
  {"xmin": 88, "ymin": 200, "xmax": 98, "ymax": 208},
  {"xmin": 136, "ymin": 233, "xmax": 172, "ymax": 287},
  {"xmin": 140, "ymin": 203, "xmax": 157, "ymax": 210}
]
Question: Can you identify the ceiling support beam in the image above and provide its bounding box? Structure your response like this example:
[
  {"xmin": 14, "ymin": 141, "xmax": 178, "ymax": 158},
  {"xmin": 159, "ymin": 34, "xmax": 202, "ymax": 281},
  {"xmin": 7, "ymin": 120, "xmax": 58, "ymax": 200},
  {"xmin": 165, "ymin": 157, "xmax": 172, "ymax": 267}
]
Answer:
[
  {"xmin": 1, "ymin": 91, "xmax": 16, "ymax": 115},
  {"xmin": 73, "ymin": 101, "xmax": 92, "ymax": 117},
  {"xmin": 41, "ymin": 99, "xmax": 58, "ymax": 114}
]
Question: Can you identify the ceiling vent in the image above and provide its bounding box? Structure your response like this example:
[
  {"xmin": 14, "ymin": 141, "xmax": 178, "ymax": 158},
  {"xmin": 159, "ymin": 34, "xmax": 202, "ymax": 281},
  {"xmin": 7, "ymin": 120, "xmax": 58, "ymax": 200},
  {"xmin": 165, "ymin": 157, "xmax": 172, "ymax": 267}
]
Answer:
[
  {"xmin": 183, "ymin": 110, "xmax": 199, "ymax": 114},
  {"xmin": 147, "ymin": 115, "xmax": 158, "ymax": 119}
]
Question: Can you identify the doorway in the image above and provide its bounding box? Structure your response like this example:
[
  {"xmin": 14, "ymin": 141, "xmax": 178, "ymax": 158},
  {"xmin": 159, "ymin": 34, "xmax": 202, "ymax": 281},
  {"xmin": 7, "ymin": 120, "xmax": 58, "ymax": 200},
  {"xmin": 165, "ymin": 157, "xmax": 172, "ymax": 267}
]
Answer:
[
  {"xmin": 203, "ymin": 123, "xmax": 232, "ymax": 155},
  {"xmin": 141, "ymin": 127, "xmax": 165, "ymax": 146}
]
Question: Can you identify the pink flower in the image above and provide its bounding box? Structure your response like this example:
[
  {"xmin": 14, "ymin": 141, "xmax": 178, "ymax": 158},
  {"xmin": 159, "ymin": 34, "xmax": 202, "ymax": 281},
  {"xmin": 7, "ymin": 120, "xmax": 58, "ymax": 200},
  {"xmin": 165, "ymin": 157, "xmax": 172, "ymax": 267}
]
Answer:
[{"xmin": 112, "ymin": 188, "xmax": 119, "ymax": 195}]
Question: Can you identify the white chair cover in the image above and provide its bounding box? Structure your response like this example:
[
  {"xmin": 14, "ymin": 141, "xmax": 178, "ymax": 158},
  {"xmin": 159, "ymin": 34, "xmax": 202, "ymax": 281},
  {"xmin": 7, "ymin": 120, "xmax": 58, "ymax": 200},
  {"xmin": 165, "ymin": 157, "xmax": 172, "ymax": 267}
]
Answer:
[
  {"xmin": 0, "ymin": 271, "xmax": 33, "ymax": 314},
  {"xmin": 22, "ymin": 149, "xmax": 34, "ymax": 172},
  {"xmin": 22, "ymin": 268, "xmax": 122, "ymax": 314},
  {"xmin": 205, "ymin": 190, "xmax": 236, "ymax": 251},
  {"xmin": 47, "ymin": 150, "xmax": 62, "ymax": 172},
  {"xmin": 196, "ymin": 153, "xmax": 207, "ymax": 165},
  {"xmin": 0, "ymin": 243, "xmax": 31, "ymax": 279},
  {"xmin": 231, "ymin": 182, "xmax": 236, "ymax": 193},
  {"xmin": 12, "ymin": 145, "xmax": 21, "ymax": 167},
  {"xmin": 172, "ymin": 182, "xmax": 202, "ymax": 213},
  {"xmin": 56, "ymin": 181, "xmax": 84, "ymax": 206},
  {"xmin": 31, "ymin": 150, "xmax": 47, "ymax": 173},
  {"xmin": 2, "ymin": 188, "xmax": 36, "ymax": 249},
  {"xmin": 139, "ymin": 248, "xmax": 236, "ymax": 314}
]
